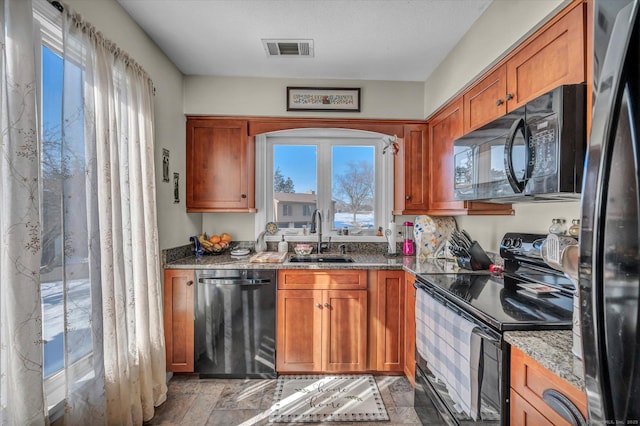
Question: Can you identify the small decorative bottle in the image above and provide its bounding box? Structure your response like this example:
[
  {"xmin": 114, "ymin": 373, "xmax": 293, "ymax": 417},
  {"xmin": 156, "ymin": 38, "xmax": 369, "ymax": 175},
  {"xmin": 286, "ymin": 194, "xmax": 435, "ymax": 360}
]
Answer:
[
  {"xmin": 568, "ymin": 219, "xmax": 580, "ymax": 237},
  {"xmin": 278, "ymin": 235, "xmax": 288, "ymax": 252},
  {"xmin": 549, "ymin": 218, "xmax": 567, "ymax": 235}
]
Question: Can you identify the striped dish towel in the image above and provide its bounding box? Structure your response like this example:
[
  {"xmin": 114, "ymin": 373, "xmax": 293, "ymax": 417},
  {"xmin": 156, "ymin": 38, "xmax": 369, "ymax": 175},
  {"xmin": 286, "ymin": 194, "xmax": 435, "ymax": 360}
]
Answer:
[{"xmin": 415, "ymin": 289, "xmax": 481, "ymax": 419}]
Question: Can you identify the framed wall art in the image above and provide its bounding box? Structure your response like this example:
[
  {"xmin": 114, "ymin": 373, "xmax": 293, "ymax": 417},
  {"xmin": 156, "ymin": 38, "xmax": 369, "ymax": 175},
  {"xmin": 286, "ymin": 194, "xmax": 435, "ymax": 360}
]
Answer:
[{"xmin": 286, "ymin": 87, "xmax": 361, "ymax": 112}]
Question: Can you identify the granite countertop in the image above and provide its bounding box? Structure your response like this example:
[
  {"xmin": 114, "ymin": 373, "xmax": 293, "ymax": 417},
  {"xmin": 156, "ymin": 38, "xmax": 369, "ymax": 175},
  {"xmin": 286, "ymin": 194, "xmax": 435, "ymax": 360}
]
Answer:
[
  {"xmin": 166, "ymin": 252, "xmax": 407, "ymax": 270},
  {"xmin": 504, "ymin": 330, "xmax": 585, "ymax": 392},
  {"xmin": 164, "ymin": 250, "xmax": 484, "ymax": 274}
]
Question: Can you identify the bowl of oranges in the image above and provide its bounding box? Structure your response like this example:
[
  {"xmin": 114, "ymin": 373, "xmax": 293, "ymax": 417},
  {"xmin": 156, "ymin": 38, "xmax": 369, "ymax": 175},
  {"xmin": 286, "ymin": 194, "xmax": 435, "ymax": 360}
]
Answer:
[{"xmin": 197, "ymin": 232, "xmax": 233, "ymax": 255}]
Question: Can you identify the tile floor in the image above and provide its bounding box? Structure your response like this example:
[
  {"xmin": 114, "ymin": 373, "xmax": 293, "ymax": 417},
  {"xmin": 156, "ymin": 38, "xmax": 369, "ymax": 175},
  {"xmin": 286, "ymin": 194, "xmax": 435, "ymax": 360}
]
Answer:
[{"xmin": 145, "ymin": 374, "xmax": 444, "ymax": 425}]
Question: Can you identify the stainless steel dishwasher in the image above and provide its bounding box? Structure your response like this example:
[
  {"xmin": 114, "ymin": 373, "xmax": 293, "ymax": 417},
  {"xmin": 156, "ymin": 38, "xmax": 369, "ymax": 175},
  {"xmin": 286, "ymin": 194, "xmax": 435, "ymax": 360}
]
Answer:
[{"xmin": 194, "ymin": 269, "xmax": 276, "ymax": 378}]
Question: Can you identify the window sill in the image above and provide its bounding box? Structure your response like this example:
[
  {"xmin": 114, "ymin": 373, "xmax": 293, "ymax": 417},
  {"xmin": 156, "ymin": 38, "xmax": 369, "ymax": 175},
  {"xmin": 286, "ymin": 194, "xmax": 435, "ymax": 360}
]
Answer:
[{"xmin": 265, "ymin": 234, "xmax": 388, "ymax": 243}]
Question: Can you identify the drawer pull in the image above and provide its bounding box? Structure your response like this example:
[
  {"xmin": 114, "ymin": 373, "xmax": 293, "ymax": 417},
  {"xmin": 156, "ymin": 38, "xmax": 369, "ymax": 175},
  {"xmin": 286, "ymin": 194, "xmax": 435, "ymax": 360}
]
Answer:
[{"xmin": 542, "ymin": 389, "xmax": 586, "ymax": 426}]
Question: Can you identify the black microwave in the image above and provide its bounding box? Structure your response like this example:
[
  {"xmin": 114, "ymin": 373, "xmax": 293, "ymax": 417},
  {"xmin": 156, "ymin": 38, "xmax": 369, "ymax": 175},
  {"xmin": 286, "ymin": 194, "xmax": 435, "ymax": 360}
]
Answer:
[{"xmin": 453, "ymin": 84, "xmax": 586, "ymax": 203}]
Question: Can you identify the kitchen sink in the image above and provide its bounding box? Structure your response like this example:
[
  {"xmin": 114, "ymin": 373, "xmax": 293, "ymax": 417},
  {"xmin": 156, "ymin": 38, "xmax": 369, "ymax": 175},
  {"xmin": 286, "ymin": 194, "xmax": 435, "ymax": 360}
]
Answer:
[{"xmin": 287, "ymin": 255, "xmax": 355, "ymax": 263}]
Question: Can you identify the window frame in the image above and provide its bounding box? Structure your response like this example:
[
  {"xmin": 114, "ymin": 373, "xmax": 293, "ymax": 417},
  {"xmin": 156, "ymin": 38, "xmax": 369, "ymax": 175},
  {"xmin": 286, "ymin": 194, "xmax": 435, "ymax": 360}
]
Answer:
[
  {"xmin": 34, "ymin": 0, "xmax": 96, "ymax": 419},
  {"xmin": 255, "ymin": 128, "xmax": 393, "ymax": 242}
]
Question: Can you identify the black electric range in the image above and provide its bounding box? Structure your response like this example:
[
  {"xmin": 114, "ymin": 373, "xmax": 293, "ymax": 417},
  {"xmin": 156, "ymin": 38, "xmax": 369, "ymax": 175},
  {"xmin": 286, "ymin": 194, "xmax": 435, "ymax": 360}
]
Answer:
[
  {"xmin": 413, "ymin": 233, "xmax": 575, "ymax": 426},
  {"xmin": 415, "ymin": 232, "xmax": 574, "ymax": 332}
]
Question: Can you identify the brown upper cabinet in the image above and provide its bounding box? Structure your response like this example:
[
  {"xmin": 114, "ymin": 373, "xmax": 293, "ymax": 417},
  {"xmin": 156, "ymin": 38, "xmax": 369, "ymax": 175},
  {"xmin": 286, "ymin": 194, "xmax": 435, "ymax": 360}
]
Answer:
[
  {"xmin": 429, "ymin": 98, "xmax": 465, "ymax": 213},
  {"xmin": 427, "ymin": 0, "xmax": 587, "ymax": 214},
  {"xmin": 186, "ymin": 118, "xmax": 256, "ymax": 212},
  {"xmin": 393, "ymin": 123, "xmax": 430, "ymax": 214},
  {"xmin": 428, "ymin": 98, "xmax": 516, "ymax": 216},
  {"xmin": 463, "ymin": 2, "xmax": 586, "ymax": 133}
]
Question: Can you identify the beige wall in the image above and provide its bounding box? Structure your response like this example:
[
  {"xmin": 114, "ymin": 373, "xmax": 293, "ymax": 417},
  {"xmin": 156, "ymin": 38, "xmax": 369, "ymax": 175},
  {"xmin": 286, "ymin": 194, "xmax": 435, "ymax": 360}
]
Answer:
[
  {"xmin": 184, "ymin": 76, "xmax": 424, "ymax": 120},
  {"xmin": 65, "ymin": 0, "xmax": 200, "ymax": 250}
]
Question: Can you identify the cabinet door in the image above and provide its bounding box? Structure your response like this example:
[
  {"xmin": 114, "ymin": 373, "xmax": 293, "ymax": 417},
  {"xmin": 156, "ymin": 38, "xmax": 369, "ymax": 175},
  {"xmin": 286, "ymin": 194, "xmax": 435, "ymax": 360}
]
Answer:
[
  {"xmin": 511, "ymin": 347, "xmax": 587, "ymax": 424},
  {"xmin": 428, "ymin": 97, "xmax": 466, "ymax": 213},
  {"xmin": 323, "ymin": 289, "xmax": 368, "ymax": 372},
  {"xmin": 276, "ymin": 289, "xmax": 323, "ymax": 372},
  {"xmin": 394, "ymin": 124, "xmax": 430, "ymax": 214},
  {"xmin": 510, "ymin": 389, "xmax": 554, "ymax": 426},
  {"xmin": 375, "ymin": 271, "xmax": 405, "ymax": 372},
  {"xmin": 506, "ymin": 4, "xmax": 585, "ymax": 111},
  {"xmin": 464, "ymin": 66, "xmax": 508, "ymax": 133},
  {"xmin": 186, "ymin": 118, "xmax": 255, "ymax": 212},
  {"xmin": 404, "ymin": 272, "xmax": 416, "ymax": 386},
  {"xmin": 164, "ymin": 269, "xmax": 195, "ymax": 372}
]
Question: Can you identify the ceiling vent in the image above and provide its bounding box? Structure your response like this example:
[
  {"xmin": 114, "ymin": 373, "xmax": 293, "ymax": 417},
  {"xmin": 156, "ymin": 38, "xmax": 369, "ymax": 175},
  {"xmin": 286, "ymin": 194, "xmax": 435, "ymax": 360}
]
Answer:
[{"xmin": 262, "ymin": 39, "xmax": 314, "ymax": 57}]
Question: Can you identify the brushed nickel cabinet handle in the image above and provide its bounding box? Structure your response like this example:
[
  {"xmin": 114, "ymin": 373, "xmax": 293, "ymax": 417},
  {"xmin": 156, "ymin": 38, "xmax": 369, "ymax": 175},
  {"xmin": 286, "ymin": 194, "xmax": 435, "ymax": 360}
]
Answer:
[
  {"xmin": 315, "ymin": 303, "xmax": 322, "ymax": 308},
  {"xmin": 505, "ymin": 93, "xmax": 513, "ymax": 101},
  {"xmin": 186, "ymin": 280, "xmax": 194, "ymax": 286},
  {"xmin": 324, "ymin": 303, "xmax": 330, "ymax": 308},
  {"xmin": 405, "ymin": 195, "xmax": 411, "ymax": 200},
  {"xmin": 496, "ymin": 99, "xmax": 504, "ymax": 106},
  {"xmin": 241, "ymin": 194, "xmax": 247, "ymax": 199}
]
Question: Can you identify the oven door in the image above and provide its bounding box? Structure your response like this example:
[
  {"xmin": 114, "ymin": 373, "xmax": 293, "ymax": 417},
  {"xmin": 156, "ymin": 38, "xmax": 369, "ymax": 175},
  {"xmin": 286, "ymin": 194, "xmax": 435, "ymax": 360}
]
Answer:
[
  {"xmin": 414, "ymin": 285, "xmax": 505, "ymax": 425},
  {"xmin": 415, "ymin": 333, "xmax": 503, "ymax": 425}
]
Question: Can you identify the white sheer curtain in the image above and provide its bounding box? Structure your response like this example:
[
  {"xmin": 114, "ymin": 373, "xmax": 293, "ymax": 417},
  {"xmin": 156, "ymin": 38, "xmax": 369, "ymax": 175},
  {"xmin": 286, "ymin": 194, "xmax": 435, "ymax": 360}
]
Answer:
[
  {"xmin": 1, "ymin": 0, "xmax": 167, "ymax": 423},
  {"xmin": 61, "ymin": 4, "xmax": 167, "ymax": 423},
  {"xmin": 0, "ymin": 0, "xmax": 47, "ymax": 423}
]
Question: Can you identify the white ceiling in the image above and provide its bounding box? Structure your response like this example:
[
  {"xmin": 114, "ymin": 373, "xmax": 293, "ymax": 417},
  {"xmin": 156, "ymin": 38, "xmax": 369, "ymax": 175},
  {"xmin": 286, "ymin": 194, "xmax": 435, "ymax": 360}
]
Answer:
[{"xmin": 117, "ymin": 0, "xmax": 493, "ymax": 82}]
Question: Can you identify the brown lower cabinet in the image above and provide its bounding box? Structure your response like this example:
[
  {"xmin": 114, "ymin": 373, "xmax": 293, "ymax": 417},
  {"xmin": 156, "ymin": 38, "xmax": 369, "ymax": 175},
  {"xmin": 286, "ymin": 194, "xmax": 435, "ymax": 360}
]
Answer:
[
  {"xmin": 164, "ymin": 268, "xmax": 416, "ymax": 380},
  {"xmin": 373, "ymin": 270, "xmax": 405, "ymax": 372},
  {"xmin": 276, "ymin": 270, "xmax": 368, "ymax": 373},
  {"xmin": 164, "ymin": 269, "xmax": 195, "ymax": 372},
  {"xmin": 510, "ymin": 347, "xmax": 587, "ymax": 425}
]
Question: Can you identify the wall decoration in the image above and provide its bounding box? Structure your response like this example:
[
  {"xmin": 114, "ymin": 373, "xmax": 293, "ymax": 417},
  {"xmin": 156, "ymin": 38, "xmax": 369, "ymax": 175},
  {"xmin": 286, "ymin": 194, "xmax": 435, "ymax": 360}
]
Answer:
[
  {"xmin": 173, "ymin": 172, "xmax": 180, "ymax": 203},
  {"xmin": 162, "ymin": 148, "xmax": 170, "ymax": 182},
  {"xmin": 286, "ymin": 87, "xmax": 361, "ymax": 112}
]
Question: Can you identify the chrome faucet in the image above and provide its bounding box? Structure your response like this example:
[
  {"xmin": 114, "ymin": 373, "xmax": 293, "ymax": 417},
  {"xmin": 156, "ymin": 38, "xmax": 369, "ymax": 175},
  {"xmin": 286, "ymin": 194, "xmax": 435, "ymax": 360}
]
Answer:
[{"xmin": 310, "ymin": 208, "xmax": 323, "ymax": 254}]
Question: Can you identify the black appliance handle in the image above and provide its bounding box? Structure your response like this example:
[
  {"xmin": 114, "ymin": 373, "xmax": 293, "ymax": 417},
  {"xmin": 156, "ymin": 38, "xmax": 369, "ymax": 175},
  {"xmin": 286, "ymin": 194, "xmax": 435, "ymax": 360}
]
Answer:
[
  {"xmin": 504, "ymin": 117, "xmax": 533, "ymax": 193},
  {"xmin": 542, "ymin": 389, "xmax": 587, "ymax": 426}
]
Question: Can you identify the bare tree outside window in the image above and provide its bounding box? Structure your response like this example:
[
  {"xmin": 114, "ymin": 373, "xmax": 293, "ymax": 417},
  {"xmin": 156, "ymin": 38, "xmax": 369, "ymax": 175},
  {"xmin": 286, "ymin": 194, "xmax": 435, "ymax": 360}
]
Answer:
[{"xmin": 334, "ymin": 160, "xmax": 374, "ymax": 226}]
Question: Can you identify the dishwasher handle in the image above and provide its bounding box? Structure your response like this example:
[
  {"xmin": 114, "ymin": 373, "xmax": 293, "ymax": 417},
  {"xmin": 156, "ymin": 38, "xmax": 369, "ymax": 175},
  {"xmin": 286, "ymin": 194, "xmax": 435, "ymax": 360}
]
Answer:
[{"xmin": 198, "ymin": 277, "xmax": 272, "ymax": 286}]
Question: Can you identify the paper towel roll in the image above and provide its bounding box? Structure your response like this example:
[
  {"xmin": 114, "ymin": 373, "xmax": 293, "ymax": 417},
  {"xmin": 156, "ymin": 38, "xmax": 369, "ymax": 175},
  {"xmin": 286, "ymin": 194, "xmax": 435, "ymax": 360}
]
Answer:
[{"xmin": 387, "ymin": 221, "xmax": 396, "ymax": 254}]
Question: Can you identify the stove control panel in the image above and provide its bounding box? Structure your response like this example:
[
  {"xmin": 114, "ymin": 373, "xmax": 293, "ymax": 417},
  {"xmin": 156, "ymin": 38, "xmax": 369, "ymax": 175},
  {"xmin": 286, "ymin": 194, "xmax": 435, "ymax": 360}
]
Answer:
[{"xmin": 499, "ymin": 232, "xmax": 546, "ymax": 260}]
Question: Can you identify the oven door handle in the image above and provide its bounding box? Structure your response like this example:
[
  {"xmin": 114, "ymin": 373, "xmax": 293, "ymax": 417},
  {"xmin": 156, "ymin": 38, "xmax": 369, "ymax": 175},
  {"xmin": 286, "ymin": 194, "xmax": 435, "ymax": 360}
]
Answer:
[{"xmin": 472, "ymin": 327, "xmax": 500, "ymax": 344}]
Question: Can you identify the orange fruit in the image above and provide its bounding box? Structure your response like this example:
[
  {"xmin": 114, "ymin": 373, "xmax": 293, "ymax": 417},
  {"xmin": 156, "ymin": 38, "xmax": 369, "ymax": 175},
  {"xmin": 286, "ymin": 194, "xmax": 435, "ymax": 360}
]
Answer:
[
  {"xmin": 209, "ymin": 235, "xmax": 221, "ymax": 244},
  {"xmin": 220, "ymin": 233, "xmax": 232, "ymax": 242}
]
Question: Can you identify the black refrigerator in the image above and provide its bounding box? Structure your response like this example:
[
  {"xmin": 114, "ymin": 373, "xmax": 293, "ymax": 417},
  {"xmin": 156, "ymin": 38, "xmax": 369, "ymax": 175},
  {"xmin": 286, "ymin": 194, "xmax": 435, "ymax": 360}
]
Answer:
[{"xmin": 579, "ymin": 0, "xmax": 640, "ymax": 423}]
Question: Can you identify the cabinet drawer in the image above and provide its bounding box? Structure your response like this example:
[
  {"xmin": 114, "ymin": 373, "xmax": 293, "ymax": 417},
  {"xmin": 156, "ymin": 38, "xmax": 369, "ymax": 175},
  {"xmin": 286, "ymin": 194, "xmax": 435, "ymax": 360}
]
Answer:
[
  {"xmin": 510, "ymin": 388, "xmax": 554, "ymax": 425},
  {"xmin": 511, "ymin": 347, "xmax": 587, "ymax": 425},
  {"xmin": 278, "ymin": 269, "xmax": 367, "ymax": 290}
]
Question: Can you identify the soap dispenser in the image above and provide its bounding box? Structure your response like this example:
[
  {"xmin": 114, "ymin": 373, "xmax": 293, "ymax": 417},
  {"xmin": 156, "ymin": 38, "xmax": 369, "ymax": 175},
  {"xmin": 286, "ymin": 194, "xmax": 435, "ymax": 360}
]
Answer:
[{"xmin": 278, "ymin": 235, "xmax": 288, "ymax": 252}]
